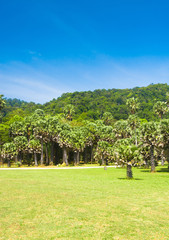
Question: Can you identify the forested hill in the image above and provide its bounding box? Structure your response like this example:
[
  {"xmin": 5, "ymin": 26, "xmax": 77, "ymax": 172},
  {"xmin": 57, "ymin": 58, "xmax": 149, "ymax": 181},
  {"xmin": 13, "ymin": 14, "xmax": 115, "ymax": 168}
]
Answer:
[
  {"xmin": 43, "ymin": 83, "xmax": 169, "ymax": 121},
  {"xmin": 3, "ymin": 83, "xmax": 169, "ymax": 121}
]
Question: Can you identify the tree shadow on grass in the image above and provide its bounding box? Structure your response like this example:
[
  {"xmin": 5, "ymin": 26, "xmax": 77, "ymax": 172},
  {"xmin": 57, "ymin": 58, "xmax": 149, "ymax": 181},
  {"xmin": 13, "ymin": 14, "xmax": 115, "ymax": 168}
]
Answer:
[
  {"xmin": 157, "ymin": 168, "xmax": 169, "ymax": 173},
  {"xmin": 141, "ymin": 169, "xmax": 150, "ymax": 173},
  {"xmin": 141, "ymin": 168, "xmax": 169, "ymax": 173},
  {"xmin": 118, "ymin": 178, "xmax": 143, "ymax": 181}
]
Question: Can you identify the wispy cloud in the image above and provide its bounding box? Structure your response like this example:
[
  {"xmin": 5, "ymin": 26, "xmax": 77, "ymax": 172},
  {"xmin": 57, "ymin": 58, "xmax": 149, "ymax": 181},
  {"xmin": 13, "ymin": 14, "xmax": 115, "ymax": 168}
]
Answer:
[
  {"xmin": 1, "ymin": 56, "xmax": 169, "ymax": 103},
  {"xmin": 0, "ymin": 61, "xmax": 71, "ymax": 103}
]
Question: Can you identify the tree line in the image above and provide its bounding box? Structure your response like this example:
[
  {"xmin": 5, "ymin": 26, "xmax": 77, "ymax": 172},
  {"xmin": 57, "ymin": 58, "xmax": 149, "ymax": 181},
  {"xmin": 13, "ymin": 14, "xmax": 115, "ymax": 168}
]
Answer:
[
  {"xmin": 2, "ymin": 83, "xmax": 169, "ymax": 122},
  {"xmin": 1, "ymin": 93, "xmax": 169, "ymax": 178}
]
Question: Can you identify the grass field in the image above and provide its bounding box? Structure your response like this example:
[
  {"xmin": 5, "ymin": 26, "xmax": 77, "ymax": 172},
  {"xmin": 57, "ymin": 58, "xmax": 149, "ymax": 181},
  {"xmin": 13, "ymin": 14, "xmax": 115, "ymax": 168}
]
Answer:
[{"xmin": 0, "ymin": 166, "xmax": 169, "ymax": 240}]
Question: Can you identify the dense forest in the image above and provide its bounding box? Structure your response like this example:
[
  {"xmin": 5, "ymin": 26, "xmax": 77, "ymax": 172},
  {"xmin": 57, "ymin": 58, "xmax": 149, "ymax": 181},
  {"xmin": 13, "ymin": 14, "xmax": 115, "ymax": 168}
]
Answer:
[
  {"xmin": 2, "ymin": 83, "xmax": 169, "ymax": 121},
  {"xmin": 1, "ymin": 83, "xmax": 169, "ymax": 178}
]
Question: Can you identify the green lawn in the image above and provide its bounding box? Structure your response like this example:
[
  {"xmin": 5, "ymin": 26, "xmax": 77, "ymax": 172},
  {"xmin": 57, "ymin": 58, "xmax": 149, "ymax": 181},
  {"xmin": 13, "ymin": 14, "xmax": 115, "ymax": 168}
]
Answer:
[{"xmin": 0, "ymin": 167, "xmax": 169, "ymax": 240}]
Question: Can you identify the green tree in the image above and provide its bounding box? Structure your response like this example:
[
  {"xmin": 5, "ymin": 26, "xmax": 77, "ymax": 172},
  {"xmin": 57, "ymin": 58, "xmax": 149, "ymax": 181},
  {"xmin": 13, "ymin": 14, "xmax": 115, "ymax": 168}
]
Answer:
[
  {"xmin": 159, "ymin": 119, "xmax": 169, "ymax": 168},
  {"xmin": 63, "ymin": 104, "xmax": 75, "ymax": 121},
  {"xmin": 14, "ymin": 136, "xmax": 28, "ymax": 164},
  {"xmin": 102, "ymin": 112, "xmax": 114, "ymax": 125},
  {"xmin": 113, "ymin": 138, "xmax": 141, "ymax": 178},
  {"xmin": 153, "ymin": 101, "xmax": 168, "ymax": 119},
  {"xmin": 126, "ymin": 97, "xmax": 139, "ymax": 115},
  {"xmin": 28, "ymin": 138, "xmax": 41, "ymax": 166},
  {"xmin": 94, "ymin": 140, "xmax": 112, "ymax": 165},
  {"xmin": 127, "ymin": 114, "xmax": 140, "ymax": 146},
  {"xmin": 113, "ymin": 120, "xmax": 131, "ymax": 139},
  {"xmin": 32, "ymin": 109, "xmax": 47, "ymax": 165},
  {"xmin": 140, "ymin": 122, "xmax": 160, "ymax": 172},
  {"xmin": 1, "ymin": 142, "xmax": 17, "ymax": 167},
  {"xmin": 0, "ymin": 95, "xmax": 6, "ymax": 111}
]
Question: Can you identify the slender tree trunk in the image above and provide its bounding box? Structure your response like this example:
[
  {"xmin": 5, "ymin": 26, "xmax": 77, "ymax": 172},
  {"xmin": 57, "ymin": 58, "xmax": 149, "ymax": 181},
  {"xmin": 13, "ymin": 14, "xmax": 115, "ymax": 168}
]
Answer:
[
  {"xmin": 45, "ymin": 143, "xmax": 49, "ymax": 165},
  {"xmin": 0, "ymin": 156, "xmax": 3, "ymax": 167},
  {"xmin": 127, "ymin": 164, "xmax": 133, "ymax": 178},
  {"xmin": 134, "ymin": 128, "xmax": 137, "ymax": 146},
  {"xmin": 77, "ymin": 151, "xmax": 80, "ymax": 165},
  {"xmin": 54, "ymin": 143, "xmax": 60, "ymax": 165},
  {"xmin": 7, "ymin": 159, "xmax": 11, "ymax": 167},
  {"xmin": 18, "ymin": 152, "xmax": 22, "ymax": 164},
  {"xmin": 145, "ymin": 159, "xmax": 149, "ymax": 168},
  {"xmin": 63, "ymin": 146, "xmax": 68, "ymax": 166},
  {"xmin": 161, "ymin": 156, "xmax": 165, "ymax": 166},
  {"xmin": 91, "ymin": 145, "xmax": 93, "ymax": 164},
  {"xmin": 83, "ymin": 148, "xmax": 87, "ymax": 164},
  {"xmin": 28, "ymin": 153, "xmax": 32, "ymax": 166},
  {"xmin": 161, "ymin": 150, "xmax": 165, "ymax": 166},
  {"xmin": 102, "ymin": 154, "xmax": 105, "ymax": 165},
  {"xmin": 50, "ymin": 141, "xmax": 54, "ymax": 165},
  {"xmin": 34, "ymin": 152, "xmax": 38, "ymax": 166},
  {"xmin": 74, "ymin": 152, "xmax": 77, "ymax": 165},
  {"xmin": 40, "ymin": 139, "xmax": 43, "ymax": 165},
  {"xmin": 150, "ymin": 145, "xmax": 155, "ymax": 172}
]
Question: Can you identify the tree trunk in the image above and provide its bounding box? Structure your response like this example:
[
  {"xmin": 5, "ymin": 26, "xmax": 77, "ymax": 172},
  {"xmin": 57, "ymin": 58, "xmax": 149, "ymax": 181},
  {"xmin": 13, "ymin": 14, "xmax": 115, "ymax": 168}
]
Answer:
[
  {"xmin": 34, "ymin": 153, "xmax": 38, "ymax": 166},
  {"xmin": 150, "ymin": 145, "xmax": 155, "ymax": 172},
  {"xmin": 83, "ymin": 147, "xmax": 87, "ymax": 164},
  {"xmin": 161, "ymin": 156, "xmax": 165, "ymax": 166},
  {"xmin": 40, "ymin": 139, "xmax": 43, "ymax": 165},
  {"xmin": 50, "ymin": 141, "xmax": 54, "ymax": 165},
  {"xmin": 74, "ymin": 152, "xmax": 77, "ymax": 165},
  {"xmin": 134, "ymin": 128, "xmax": 137, "ymax": 146},
  {"xmin": 54, "ymin": 143, "xmax": 60, "ymax": 165},
  {"xmin": 18, "ymin": 152, "xmax": 22, "ymax": 164},
  {"xmin": 77, "ymin": 151, "xmax": 80, "ymax": 165},
  {"xmin": 144, "ymin": 159, "xmax": 149, "ymax": 169},
  {"xmin": 127, "ymin": 164, "xmax": 133, "ymax": 178},
  {"xmin": 91, "ymin": 145, "xmax": 93, "ymax": 164},
  {"xmin": 102, "ymin": 154, "xmax": 105, "ymax": 165},
  {"xmin": 7, "ymin": 159, "xmax": 11, "ymax": 167},
  {"xmin": 45, "ymin": 143, "xmax": 49, "ymax": 165},
  {"xmin": 166, "ymin": 154, "xmax": 169, "ymax": 169},
  {"xmin": 28, "ymin": 153, "xmax": 32, "ymax": 166},
  {"xmin": 63, "ymin": 146, "xmax": 68, "ymax": 166},
  {"xmin": 161, "ymin": 151, "xmax": 165, "ymax": 166}
]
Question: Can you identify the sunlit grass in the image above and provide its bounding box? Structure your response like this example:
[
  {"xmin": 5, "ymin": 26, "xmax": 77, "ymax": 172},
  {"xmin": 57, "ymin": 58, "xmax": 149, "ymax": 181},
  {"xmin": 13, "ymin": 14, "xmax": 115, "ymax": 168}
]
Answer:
[{"xmin": 0, "ymin": 166, "xmax": 169, "ymax": 239}]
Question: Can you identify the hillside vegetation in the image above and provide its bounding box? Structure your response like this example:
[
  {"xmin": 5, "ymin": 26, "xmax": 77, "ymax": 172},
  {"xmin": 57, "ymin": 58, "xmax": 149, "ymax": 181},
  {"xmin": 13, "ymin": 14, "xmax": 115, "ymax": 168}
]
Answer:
[
  {"xmin": 1, "ymin": 83, "xmax": 169, "ymax": 179},
  {"xmin": 3, "ymin": 83, "xmax": 169, "ymax": 121}
]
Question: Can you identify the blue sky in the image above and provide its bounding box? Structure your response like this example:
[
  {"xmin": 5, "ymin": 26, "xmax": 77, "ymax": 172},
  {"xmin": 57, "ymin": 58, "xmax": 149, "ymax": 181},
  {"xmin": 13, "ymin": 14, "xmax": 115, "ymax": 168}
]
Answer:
[{"xmin": 1, "ymin": 0, "xmax": 169, "ymax": 103}]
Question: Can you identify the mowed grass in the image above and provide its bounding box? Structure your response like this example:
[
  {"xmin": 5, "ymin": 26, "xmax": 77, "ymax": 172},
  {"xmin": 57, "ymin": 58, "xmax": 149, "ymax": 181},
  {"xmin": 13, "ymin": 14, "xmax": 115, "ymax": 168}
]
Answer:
[{"xmin": 0, "ymin": 167, "xmax": 169, "ymax": 240}]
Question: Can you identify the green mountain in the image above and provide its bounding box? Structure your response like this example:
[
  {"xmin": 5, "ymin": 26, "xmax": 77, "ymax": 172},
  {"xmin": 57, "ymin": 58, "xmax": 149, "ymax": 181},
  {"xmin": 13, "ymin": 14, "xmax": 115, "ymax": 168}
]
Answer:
[{"xmin": 3, "ymin": 83, "xmax": 169, "ymax": 121}]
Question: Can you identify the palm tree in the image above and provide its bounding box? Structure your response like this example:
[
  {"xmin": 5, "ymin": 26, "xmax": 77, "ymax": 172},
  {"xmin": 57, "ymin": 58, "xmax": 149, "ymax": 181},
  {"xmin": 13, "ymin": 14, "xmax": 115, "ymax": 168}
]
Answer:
[
  {"xmin": 153, "ymin": 101, "xmax": 168, "ymax": 119},
  {"xmin": 85, "ymin": 120, "xmax": 114, "ymax": 164},
  {"xmin": 33, "ymin": 110, "xmax": 48, "ymax": 165},
  {"xmin": 140, "ymin": 122, "xmax": 160, "ymax": 172},
  {"xmin": 10, "ymin": 120, "xmax": 26, "ymax": 137},
  {"xmin": 0, "ymin": 95, "xmax": 6, "ymax": 111},
  {"xmin": 28, "ymin": 138, "xmax": 41, "ymax": 166},
  {"xmin": 113, "ymin": 120, "xmax": 131, "ymax": 139},
  {"xmin": 1, "ymin": 142, "xmax": 17, "ymax": 167},
  {"xmin": 127, "ymin": 114, "xmax": 140, "ymax": 146},
  {"xmin": 113, "ymin": 138, "xmax": 141, "ymax": 178},
  {"xmin": 57, "ymin": 122, "xmax": 72, "ymax": 166},
  {"xmin": 126, "ymin": 97, "xmax": 139, "ymax": 115},
  {"xmin": 69, "ymin": 126, "xmax": 88, "ymax": 165},
  {"xmin": 63, "ymin": 104, "xmax": 75, "ymax": 121},
  {"xmin": 159, "ymin": 119, "xmax": 169, "ymax": 168},
  {"xmin": 102, "ymin": 112, "xmax": 114, "ymax": 125},
  {"xmin": 94, "ymin": 140, "xmax": 112, "ymax": 165},
  {"xmin": 48, "ymin": 115, "xmax": 62, "ymax": 164},
  {"xmin": 14, "ymin": 136, "xmax": 28, "ymax": 164}
]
